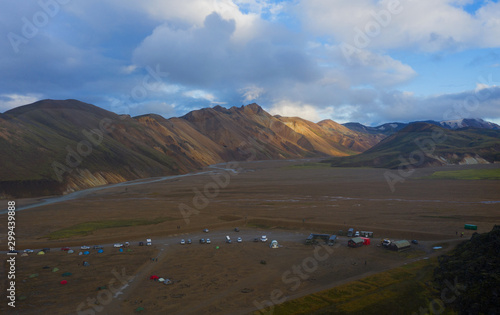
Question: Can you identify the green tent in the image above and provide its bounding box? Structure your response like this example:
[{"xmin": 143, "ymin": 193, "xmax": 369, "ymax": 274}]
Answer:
[
  {"xmin": 29, "ymin": 273, "xmax": 39, "ymax": 278},
  {"xmin": 52, "ymin": 267, "xmax": 60, "ymax": 272}
]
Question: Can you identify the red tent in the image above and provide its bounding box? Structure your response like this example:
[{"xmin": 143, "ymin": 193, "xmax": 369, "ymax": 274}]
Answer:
[
  {"xmin": 149, "ymin": 275, "xmax": 159, "ymax": 281},
  {"xmin": 60, "ymin": 280, "xmax": 68, "ymax": 285},
  {"xmin": 361, "ymin": 237, "xmax": 371, "ymax": 245}
]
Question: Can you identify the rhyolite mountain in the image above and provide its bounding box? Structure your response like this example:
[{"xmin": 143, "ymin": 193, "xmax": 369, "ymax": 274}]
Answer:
[
  {"xmin": 325, "ymin": 122, "xmax": 500, "ymax": 168},
  {"xmin": 0, "ymin": 99, "xmax": 382, "ymax": 197}
]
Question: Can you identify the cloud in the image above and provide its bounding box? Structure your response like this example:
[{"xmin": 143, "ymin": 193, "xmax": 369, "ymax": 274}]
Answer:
[
  {"xmin": 296, "ymin": 0, "xmax": 500, "ymax": 51},
  {"xmin": 240, "ymin": 85, "xmax": 265, "ymax": 102},
  {"xmin": 269, "ymin": 100, "xmax": 320, "ymax": 122},
  {"xmin": 0, "ymin": 93, "xmax": 42, "ymax": 112}
]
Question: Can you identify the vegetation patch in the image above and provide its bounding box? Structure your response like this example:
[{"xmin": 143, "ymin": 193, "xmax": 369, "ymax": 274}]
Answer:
[
  {"xmin": 285, "ymin": 162, "xmax": 333, "ymax": 170},
  {"xmin": 44, "ymin": 217, "xmax": 177, "ymax": 240},
  {"xmin": 423, "ymin": 168, "xmax": 500, "ymax": 180},
  {"xmin": 256, "ymin": 258, "xmax": 444, "ymax": 315}
]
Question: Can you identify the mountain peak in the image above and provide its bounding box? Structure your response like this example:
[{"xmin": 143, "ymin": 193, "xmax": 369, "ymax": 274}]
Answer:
[
  {"xmin": 4, "ymin": 99, "xmax": 109, "ymax": 117},
  {"xmin": 242, "ymin": 103, "xmax": 263, "ymax": 114}
]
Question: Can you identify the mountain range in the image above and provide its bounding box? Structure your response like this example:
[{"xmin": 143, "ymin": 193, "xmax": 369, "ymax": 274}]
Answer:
[
  {"xmin": 343, "ymin": 118, "xmax": 500, "ymax": 135},
  {"xmin": 326, "ymin": 122, "xmax": 500, "ymax": 168},
  {"xmin": 0, "ymin": 99, "xmax": 381, "ymax": 197},
  {"xmin": 1, "ymin": 99, "xmax": 498, "ymax": 198}
]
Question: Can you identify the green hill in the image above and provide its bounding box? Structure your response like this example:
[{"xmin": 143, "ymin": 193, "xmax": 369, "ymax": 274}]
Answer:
[
  {"xmin": 434, "ymin": 225, "xmax": 500, "ymax": 314},
  {"xmin": 324, "ymin": 123, "xmax": 500, "ymax": 169}
]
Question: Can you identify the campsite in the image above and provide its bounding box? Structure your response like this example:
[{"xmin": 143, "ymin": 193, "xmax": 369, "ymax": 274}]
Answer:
[{"xmin": 1, "ymin": 160, "xmax": 499, "ymax": 314}]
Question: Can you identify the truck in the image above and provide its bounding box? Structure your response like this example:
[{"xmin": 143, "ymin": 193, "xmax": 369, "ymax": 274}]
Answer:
[{"xmin": 146, "ymin": 239, "xmax": 152, "ymax": 246}]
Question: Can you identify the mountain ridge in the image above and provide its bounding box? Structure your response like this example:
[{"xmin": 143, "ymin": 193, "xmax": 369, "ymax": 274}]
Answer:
[
  {"xmin": 326, "ymin": 122, "xmax": 500, "ymax": 168},
  {"xmin": 0, "ymin": 99, "xmax": 378, "ymax": 198},
  {"xmin": 343, "ymin": 118, "xmax": 500, "ymax": 136}
]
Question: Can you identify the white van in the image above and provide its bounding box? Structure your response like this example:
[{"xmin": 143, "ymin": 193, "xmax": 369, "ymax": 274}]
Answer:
[
  {"xmin": 146, "ymin": 239, "xmax": 152, "ymax": 246},
  {"xmin": 260, "ymin": 235, "xmax": 268, "ymax": 242},
  {"xmin": 226, "ymin": 235, "xmax": 231, "ymax": 243}
]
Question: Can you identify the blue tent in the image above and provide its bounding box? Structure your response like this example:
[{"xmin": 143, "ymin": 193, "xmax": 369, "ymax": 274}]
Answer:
[
  {"xmin": 119, "ymin": 248, "xmax": 124, "ymax": 252},
  {"xmin": 97, "ymin": 249, "xmax": 104, "ymax": 253},
  {"xmin": 83, "ymin": 251, "xmax": 90, "ymax": 255}
]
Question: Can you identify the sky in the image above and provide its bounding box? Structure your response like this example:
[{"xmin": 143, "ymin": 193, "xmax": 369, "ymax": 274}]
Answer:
[{"xmin": 1, "ymin": 0, "xmax": 500, "ymax": 126}]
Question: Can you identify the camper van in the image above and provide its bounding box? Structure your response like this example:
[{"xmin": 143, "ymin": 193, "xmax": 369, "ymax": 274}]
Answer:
[
  {"xmin": 328, "ymin": 235, "xmax": 337, "ymax": 246},
  {"xmin": 226, "ymin": 235, "xmax": 231, "ymax": 243},
  {"xmin": 347, "ymin": 228, "xmax": 354, "ymax": 237}
]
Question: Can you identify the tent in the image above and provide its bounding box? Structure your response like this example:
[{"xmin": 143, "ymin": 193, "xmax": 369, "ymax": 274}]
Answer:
[
  {"xmin": 164, "ymin": 279, "xmax": 172, "ymax": 285},
  {"xmin": 158, "ymin": 278, "xmax": 165, "ymax": 282},
  {"xmin": 149, "ymin": 275, "xmax": 159, "ymax": 281},
  {"xmin": 83, "ymin": 261, "xmax": 90, "ymax": 267},
  {"xmin": 62, "ymin": 272, "xmax": 72, "ymax": 277},
  {"xmin": 43, "ymin": 266, "xmax": 51, "ymax": 269},
  {"xmin": 78, "ymin": 252, "xmax": 83, "ymax": 255},
  {"xmin": 29, "ymin": 273, "xmax": 39, "ymax": 278},
  {"xmin": 119, "ymin": 248, "xmax": 124, "ymax": 252},
  {"xmin": 37, "ymin": 251, "xmax": 45, "ymax": 255},
  {"xmin": 83, "ymin": 251, "xmax": 90, "ymax": 255},
  {"xmin": 348, "ymin": 237, "xmax": 364, "ymax": 248},
  {"xmin": 67, "ymin": 250, "xmax": 74, "ymax": 254},
  {"xmin": 60, "ymin": 280, "xmax": 68, "ymax": 285},
  {"xmin": 52, "ymin": 267, "xmax": 60, "ymax": 272},
  {"xmin": 361, "ymin": 237, "xmax": 371, "ymax": 245},
  {"xmin": 270, "ymin": 240, "xmax": 279, "ymax": 248},
  {"xmin": 21, "ymin": 253, "xmax": 28, "ymax": 257},
  {"xmin": 97, "ymin": 249, "xmax": 104, "ymax": 253}
]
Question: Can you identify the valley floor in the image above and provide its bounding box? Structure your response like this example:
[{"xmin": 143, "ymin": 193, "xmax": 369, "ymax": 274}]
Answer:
[{"xmin": 0, "ymin": 160, "xmax": 498, "ymax": 314}]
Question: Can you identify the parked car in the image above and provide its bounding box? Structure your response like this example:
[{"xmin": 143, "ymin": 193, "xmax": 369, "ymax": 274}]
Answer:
[
  {"xmin": 203, "ymin": 228, "xmax": 209, "ymax": 233},
  {"xmin": 8, "ymin": 250, "xmax": 19, "ymax": 254},
  {"xmin": 237, "ymin": 237, "xmax": 242, "ymax": 243},
  {"xmin": 24, "ymin": 249, "xmax": 34, "ymax": 253},
  {"xmin": 81, "ymin": 245, "xmax": 90, "ymax": 250},
  {"xmin": 42, "ymin": 248, "xmax": 51, "ymax": 252},
  {"xmin": 61, "ymin": 247, "xmax": 71, "ymax": 251},
  {"xmin": 187, "ymin": 239, "xmax": 192, "ymax": 244},
  {"xmin": 206, "ymin": 238, "xmax": 211, "ymax": 244},
  {"xmin": 234, "ymin": 227, "xmax": 240, "ymax": 232},
  {"xmin": 354, "ymin": 231, "xmax": 360, "ymax": 237},
  {"xmin": 139, "ymin": 242, "xmax": 144, "ymax": 246},
  {"xmin": 93, "ymin": 245, "xmax": 103, "ymax": 250},
  {"xmin": 261, "ymin": 235, "xmax": 268, "ymax": 242},
  {"xmin": 411, "ymin": 240, "xmax": 419, "ymax": 244},
  {"xmin": 180, "ymin": 239, "xmax": 185, "ymax": 245},
  {"xmin": 146, "ymin": 238, "xmax": 152, "ymax": 246},
  {"xmin": 200, "ymin": 238, "xmax": 206, "ymax": 244},
  {"xmin": 226, "ymin": 236, "xmax": 231, "ymax": 243},
  {"xmin": 113, "ymin": 243, "xmax": 123, "ymax": 248},
  {"xmin": 124, "ymin": 242, "xmax": 130, "ymax": 247}
]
